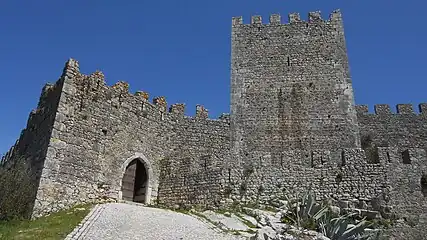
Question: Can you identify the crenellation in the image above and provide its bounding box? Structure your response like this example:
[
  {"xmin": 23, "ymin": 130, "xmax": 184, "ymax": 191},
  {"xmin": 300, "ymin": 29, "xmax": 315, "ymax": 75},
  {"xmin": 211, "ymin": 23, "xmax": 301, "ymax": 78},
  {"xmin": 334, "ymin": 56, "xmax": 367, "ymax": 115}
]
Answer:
[
  {"xmin": 169, "ymin": 103, "xmax": 185, "ymax": 116},
  {"xmin": 357, "ymin": 103, "xmax": 427, "ymax": 115},
  {"xmin": 374, "ymin": 104, "xmax": 392, "ymax": 115},
  {"xmin": 135, "ymin": 91, "xmax": 149, "ymax": 101},
  {"xmin": 329, "ymin": 9, "xmax": 342, "ymax": 21},
  {"xmin": 288, "ymin": 12, "xmax": 301, "ymax": 23},
  {"xmin": 269, "ymin": 14, "xmax": 281, "ymax": 24},
  {"xmin": 42, "ymin": 83, "xmax": 54, "ymax": 93},
  {"xmin": 112, "ymin": 81, "xmax": 130, "ymax": 93},
  {"xmin": 251, "ymin": 15, "xmax": 262, "ymax": 25},
  {"xmin": 419, "ymin": 103, "xmax": 427, "ymax": 114},
  {"xmin": 396, "ymin": 104, "xmax": 415, "ymax": 114},
  {"xmin": 355, "ymin": 105, "xmax": 369, "ymax": 114},
  {"xmin": 232, "ymin": 16, "xmax": 243, "ymax": 26},
  {"xmin": 62, "ymin": 58, "xmax": 80, "ymax": 77},
  {"xmin": 308, "ymin": 11, "xmax": 322, "ymax": 22},
  {"xmin": 2, "ymin": 10, "xmax": 427, "ymax": 239},
  {"xmin": 195, "ymin": 105, "xmax": 208, "ymax": 119},
  {"xmin": 37, "ymin": 83, "xmax": 55, "ymax": 109},
  {"xmin": 153, "ymin": 96, "xmax": 167, "ymax": 112},
  {"xmin": 234, "ymin": 10, "xmax": 340, "ymax": 27},
  {"xmin": 89, "ymin": 70, "xmax": 106, "ymax": 85}
]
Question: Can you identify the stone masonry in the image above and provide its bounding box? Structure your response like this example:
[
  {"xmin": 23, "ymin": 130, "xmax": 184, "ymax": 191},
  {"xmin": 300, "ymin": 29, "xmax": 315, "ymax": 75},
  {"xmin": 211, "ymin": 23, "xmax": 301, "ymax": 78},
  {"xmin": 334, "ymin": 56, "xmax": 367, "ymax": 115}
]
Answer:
[{"xmin": 1, "ymin": 9, "xmax": 426, "ymax": 239}]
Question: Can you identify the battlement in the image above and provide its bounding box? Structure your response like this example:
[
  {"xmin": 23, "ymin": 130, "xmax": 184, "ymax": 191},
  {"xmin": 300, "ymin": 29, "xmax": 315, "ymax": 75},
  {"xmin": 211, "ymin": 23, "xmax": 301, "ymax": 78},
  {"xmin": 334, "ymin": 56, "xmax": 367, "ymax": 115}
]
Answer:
[
  {"xmin": 356, "ymin": 104, "xmax": 427, "ymax": 115},
  {"xmin": 62, "ymin": 59, "xmax": 229, "ymax": 122},
  {"xmin": 3, "ymin": 14, "xmax": 427, "ymax": 236},
  {"xmin": 232, "ymin": 9, "xmax": 342, "ymax": 26}
]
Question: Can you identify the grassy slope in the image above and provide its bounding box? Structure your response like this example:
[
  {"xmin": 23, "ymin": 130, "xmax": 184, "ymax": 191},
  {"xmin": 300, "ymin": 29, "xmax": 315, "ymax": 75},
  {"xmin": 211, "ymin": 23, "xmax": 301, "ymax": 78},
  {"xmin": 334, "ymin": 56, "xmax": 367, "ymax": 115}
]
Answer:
[{"xmin": 0, "ymin": 204, "xmax": 92, "ymax": 240}]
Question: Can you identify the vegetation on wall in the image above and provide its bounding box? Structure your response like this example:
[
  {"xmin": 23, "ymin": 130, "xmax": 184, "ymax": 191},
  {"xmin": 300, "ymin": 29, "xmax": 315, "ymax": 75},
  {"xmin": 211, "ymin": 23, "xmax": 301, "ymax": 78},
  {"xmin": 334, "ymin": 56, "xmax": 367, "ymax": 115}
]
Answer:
[
  {"xmin": 281, "ymin": 191, "xmax": 381, "ymax": 240},
  {"xmin": 0, "ymin": 157, "xmax": 36, "ymax": 220}
]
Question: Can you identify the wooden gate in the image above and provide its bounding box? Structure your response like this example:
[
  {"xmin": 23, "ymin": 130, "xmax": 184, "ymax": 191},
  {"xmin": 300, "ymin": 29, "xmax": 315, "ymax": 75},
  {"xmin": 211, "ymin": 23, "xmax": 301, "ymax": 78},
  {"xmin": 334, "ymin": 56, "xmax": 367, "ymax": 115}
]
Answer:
[
  {"xmin": 121, "ymin": 160, "xmax": 137, "ymax": 201},
  {"xmin": 133, "ymin": 160, "xmax": 147, "ymax": 203}
]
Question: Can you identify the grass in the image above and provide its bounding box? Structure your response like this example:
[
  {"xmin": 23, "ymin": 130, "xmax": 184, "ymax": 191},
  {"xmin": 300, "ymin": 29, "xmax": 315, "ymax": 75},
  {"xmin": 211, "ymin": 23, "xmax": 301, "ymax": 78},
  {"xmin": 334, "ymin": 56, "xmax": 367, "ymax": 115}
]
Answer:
[{"xmin": 0, "ymin": 204, "xmax": 93, "ymax": 240}]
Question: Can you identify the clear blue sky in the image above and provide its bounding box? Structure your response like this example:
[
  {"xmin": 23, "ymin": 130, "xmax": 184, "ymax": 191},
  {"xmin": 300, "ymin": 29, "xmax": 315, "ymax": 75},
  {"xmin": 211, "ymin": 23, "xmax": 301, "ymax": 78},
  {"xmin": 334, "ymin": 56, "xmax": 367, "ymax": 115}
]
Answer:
[{"xmin": 0, "ymin": 0, "xmax": 426, "ymax": 154}]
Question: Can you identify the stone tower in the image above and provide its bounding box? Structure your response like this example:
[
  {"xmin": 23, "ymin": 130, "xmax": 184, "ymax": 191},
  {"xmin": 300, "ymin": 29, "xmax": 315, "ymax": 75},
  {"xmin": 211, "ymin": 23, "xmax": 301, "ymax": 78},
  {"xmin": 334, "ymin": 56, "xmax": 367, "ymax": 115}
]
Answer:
[
  {"xmin": 230, "ymin": 10, "xmax": 360, "ymax": 167},
  {"xmin": 1, "ymin": 9, "xmax": 427, "ymax": 240}
]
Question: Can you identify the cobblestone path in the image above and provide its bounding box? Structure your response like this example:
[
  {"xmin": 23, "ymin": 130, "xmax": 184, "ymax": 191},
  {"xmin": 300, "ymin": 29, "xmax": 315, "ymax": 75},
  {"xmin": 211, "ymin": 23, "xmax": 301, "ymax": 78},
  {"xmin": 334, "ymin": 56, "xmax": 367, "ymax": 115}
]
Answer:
[{"xmin": 65, "ymin": 203, "xmax": 245, "ymax": 240}]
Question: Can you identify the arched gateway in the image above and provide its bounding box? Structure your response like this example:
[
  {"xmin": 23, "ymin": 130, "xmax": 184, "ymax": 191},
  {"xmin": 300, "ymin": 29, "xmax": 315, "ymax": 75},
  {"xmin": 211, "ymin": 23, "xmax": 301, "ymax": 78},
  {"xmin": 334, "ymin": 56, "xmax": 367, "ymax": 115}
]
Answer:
[{"xmin": 119, "ymin": 153, "xmax": 153, "ymax": 204}]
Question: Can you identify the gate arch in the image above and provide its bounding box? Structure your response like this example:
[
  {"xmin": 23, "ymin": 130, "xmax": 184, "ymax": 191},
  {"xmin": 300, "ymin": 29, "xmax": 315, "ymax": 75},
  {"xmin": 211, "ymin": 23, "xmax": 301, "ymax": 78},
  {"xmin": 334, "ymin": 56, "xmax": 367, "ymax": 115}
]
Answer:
[{"xmin": 119, "ymin": 153, "xmax": 154, "ymax": 204}]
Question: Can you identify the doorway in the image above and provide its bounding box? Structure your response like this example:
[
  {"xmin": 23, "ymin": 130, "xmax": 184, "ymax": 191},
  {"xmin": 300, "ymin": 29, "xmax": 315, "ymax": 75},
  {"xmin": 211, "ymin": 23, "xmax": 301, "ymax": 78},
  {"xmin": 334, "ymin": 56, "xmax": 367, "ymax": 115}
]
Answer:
[{"xmin": 121, "ymin": 159, "xmax": 148, "ymax": 203}]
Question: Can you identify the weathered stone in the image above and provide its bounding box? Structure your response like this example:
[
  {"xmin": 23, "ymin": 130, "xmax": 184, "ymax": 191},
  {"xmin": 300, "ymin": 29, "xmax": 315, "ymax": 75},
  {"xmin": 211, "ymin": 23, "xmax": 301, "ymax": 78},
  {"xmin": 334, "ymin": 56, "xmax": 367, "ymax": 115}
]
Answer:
[
  {"xmin": 0, "ymin": 9, "xmax": 426, "ymax": 240},
  {"xmin": 250, "ymin": 226, "xmax": 277, "ymax": 240}
]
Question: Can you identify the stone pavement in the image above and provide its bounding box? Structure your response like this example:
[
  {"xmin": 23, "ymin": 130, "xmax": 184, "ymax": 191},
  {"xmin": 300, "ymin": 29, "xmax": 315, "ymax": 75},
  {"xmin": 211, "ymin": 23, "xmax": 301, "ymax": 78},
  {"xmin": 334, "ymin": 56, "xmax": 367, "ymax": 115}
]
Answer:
[{"xmin": 65, "ymin": 203, "xmax": 245, "ymax": 240}]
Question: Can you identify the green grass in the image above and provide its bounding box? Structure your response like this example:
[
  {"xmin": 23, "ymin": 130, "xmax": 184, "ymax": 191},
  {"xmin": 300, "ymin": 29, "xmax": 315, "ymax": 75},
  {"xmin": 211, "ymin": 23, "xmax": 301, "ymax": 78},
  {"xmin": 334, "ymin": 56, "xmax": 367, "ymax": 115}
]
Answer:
[{"xmin": 0, "ymin": 204, "xmax": 93, "ymax": 240}]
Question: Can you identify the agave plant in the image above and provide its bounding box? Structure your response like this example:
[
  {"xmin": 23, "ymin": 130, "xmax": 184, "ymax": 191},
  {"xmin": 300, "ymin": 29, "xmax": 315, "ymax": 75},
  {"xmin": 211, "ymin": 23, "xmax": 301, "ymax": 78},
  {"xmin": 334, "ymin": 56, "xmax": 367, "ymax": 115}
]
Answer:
[
  {"xmin": 318, "ymin": 212, "xmax": 377, "ymax": 240},
  {"xmin": 280, "ymin": 191, "xmax": 383, "ymax": 240},
  {"xmin": 281, "ymin": 191, "xmax": 329, "ymax": 230}
]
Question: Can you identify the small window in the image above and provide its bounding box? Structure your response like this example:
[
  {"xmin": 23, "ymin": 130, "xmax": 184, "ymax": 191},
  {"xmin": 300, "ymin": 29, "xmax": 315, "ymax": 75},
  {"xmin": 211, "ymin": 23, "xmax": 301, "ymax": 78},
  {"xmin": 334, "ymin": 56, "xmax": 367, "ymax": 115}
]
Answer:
[{"xmin": 402, "ymin": 150, "xmax": 411, "ymax": 164}]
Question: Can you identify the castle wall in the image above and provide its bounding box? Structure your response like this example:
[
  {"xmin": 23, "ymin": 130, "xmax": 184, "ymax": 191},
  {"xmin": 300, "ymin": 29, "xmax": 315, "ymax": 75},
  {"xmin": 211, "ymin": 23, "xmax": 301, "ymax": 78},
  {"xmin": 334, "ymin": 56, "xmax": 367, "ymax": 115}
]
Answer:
[
  {"xmin": 225, "ymin": 149, "xmax": 386, "ymax": 205},
  {"xmin": 230, "ymin": 10, "xmax": 360, "ymax": 169},
  {"xmin": 224, "ymin": 147, "xmax": 427, "ymax": 235},
  {"xmin": 356, "ymin": 104, "xmax": 427, "ymax": 150},
  {"xmin": 157, "ymin": 115, "xmax": 230, "ymax": 208},
  {"xmin": 32, "ymin": 60, "xmax": 174, "ymax": 217},
  {"xmin": 29, "ymin": 59, "xmax": 231, "ymax": 216},
  {"xmin": 1, "ymin": 9, "xmax": 426, "ymax": 239},
  {"xmin": 0, "ymin": 80, "xmax": 62, "ymax": 219},
  {"xmin": 382, "ymin": 147, "xmax": 427, "ymax": 239}
]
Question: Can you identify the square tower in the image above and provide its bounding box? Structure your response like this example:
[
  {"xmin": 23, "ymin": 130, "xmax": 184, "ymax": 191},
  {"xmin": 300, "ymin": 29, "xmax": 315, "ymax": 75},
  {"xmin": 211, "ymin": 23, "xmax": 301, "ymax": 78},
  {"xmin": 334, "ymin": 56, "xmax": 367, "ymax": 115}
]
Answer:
[{"xmin": 230, "ymin": 10, "xmax": 360, "ymax": 166}]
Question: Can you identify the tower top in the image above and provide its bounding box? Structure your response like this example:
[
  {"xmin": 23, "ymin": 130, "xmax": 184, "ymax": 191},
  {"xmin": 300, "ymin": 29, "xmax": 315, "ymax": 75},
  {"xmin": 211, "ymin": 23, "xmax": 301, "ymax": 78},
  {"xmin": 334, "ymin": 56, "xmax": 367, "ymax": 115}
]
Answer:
[{"xmin": 232, "ymin": 9, "xmax": 342, "ymax": 26}]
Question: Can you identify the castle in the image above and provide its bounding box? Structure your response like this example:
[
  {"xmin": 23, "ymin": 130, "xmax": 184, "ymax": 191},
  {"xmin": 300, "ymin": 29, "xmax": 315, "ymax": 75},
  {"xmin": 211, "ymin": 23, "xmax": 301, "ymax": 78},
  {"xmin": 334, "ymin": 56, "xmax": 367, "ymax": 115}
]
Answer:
[{"xmin": 1, "ymin": 10, "xmax": 426, "ymax": 239}]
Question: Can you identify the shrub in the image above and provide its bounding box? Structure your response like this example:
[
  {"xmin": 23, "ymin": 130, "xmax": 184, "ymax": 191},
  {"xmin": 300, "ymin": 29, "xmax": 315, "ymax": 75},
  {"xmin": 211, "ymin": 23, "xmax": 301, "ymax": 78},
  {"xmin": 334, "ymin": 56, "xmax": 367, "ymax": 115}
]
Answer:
[
  {"xmin": 0, "ymin": 158, "xmax": 37, "ymax": 220},
  {"xmin": 281, "ymin": 191, "xmax": 329, "ymax": 230},
  {"xmin": 318, "ymin": 212, "xmax": 378, "ymax": 240},
  {"xmin": 282, "ymin": 191, "xmax": 380, "ymax": 240}
]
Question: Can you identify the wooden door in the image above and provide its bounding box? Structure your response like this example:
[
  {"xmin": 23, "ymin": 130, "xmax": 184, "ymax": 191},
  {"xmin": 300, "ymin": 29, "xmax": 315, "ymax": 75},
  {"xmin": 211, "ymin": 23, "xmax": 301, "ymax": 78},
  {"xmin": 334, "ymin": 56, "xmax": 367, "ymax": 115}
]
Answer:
[
  {"xmin": 121, "ymin": 160, "xmax": 137, "ymax": 201},
  {"xmin": 133, "ymin": 160, "xmax": 147, "ymax": 203}
]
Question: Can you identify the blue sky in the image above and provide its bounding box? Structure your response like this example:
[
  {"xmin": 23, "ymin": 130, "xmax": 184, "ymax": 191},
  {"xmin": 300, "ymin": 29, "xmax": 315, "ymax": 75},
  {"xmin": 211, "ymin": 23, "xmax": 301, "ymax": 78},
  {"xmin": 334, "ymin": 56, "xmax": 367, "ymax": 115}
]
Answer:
[{"xmin": 0, "ymin": 0, "xmax": 426, "ymax": 154}]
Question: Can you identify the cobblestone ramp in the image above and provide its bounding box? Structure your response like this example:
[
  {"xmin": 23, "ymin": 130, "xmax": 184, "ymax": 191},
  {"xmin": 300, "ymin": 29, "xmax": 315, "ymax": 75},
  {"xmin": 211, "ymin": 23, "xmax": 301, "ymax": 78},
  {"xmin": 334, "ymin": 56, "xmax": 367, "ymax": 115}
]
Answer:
[{"xmin": 65, "ymin": 203, "xmax": 244, "ymax": 240}]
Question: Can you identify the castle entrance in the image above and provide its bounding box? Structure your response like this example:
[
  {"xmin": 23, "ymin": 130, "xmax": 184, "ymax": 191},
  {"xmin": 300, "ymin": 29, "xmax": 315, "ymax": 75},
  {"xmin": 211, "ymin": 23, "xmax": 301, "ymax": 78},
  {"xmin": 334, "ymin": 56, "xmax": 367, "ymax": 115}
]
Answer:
[{"xmin": 121, "ymin": 159, "xmax": 148, "ymax": 203}]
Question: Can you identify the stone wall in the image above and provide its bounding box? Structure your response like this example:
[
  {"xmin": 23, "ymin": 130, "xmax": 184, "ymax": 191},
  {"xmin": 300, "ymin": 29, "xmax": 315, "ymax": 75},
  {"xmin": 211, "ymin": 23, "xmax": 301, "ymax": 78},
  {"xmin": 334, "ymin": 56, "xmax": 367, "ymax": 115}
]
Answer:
[
  {"xmin": 230, "ymin": 10, "xmax": 360, "ymax": 170},
  {"xmin": 224, "ymin": 149, "xmax": 385, "ymax": 205},
  {"xmin": 0, "ymin": 78, "xmax": 63, "ymax": 218},
  {"xmin": 383, "ymin": 147, "xmax": 427, "ymax": 239},
  {"xmin": 32, "ymin": 59, "xmax": 174, "ymax": 217},
  {"xmin": 224, "ymin": 147, "xmax": 427, "ymax": 226},
  {"xmin": 158, "ymin": 115, "xmax": 230, "ymax": 208},
  {"xmin": 29, "ymin": 59, "xmax": 231, "ymax": 217},
  {"xmin": 1, "ymin": 10, "xmax": 426, "ymax": 239},
  {"xmin": 356, "ymin": 104, "xmax": 427, "ymax": 151}
]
